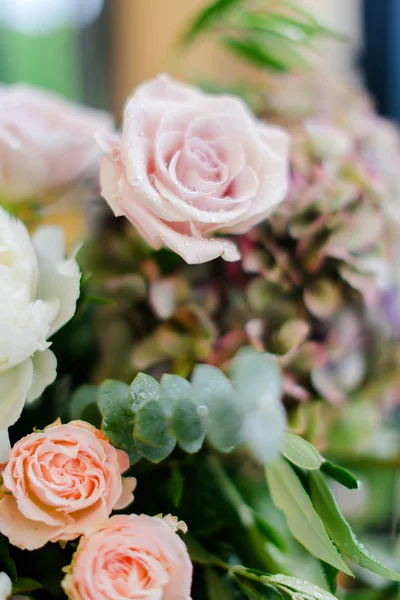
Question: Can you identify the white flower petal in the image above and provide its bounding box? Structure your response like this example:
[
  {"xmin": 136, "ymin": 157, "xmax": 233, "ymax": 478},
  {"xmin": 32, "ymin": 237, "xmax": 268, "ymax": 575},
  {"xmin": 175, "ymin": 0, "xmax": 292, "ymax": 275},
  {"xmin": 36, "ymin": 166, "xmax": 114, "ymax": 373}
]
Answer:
[
  {"xmin": 26, "ymin": 349, "xmax": 57, "ymax": 403},
  {"xmin": 0, "ymin": 359, "xmax": 33, "ymax": 461},
  {"xmin": 0, "ymin": 572, "xmax": 11, "ymax": 600},
  {"xmin": 0, "ymin": 431, "xmax": 11, "ymax": 465},
  {"xmin": 32, "ymin": 226, "xmax": 80, "ymax": 336}
]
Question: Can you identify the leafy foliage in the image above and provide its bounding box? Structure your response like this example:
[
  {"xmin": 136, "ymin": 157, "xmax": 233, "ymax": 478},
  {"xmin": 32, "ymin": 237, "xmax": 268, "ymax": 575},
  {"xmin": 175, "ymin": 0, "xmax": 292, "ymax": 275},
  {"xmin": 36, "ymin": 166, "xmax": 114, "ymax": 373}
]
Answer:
[
  {"xmin": 96, "ymin": 347, "xmax": 286, "ymax": 465},
  {"xmin": 182, "ymin": 0, "xmax": 345, "ymax": 71},
  {"xmin": 309, "ymin": 471, "xmax": 400, "ymax": 581},
  {"xmin": 182, "ymin": 0, "xmax": 243, "ymax": 43},
  {"xmin": 266, "ymin": 458, "xmax": 353, "ymax": 575},
  {"xmin": 266, "ymin": 454, "xmax": 400, "ymax": 582}
]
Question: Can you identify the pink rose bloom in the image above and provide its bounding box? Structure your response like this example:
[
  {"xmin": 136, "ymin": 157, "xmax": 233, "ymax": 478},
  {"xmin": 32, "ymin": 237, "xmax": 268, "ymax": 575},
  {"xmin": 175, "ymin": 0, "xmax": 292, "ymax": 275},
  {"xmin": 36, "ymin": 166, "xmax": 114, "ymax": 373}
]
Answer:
[
  {"xmin": 62, "ymin": 514, "xmax": 192, "ymax": 600},
  {"xmin": 0, "ymin": 420, "xmax": 136, "ymax": 550},
  {"xmin": 0, "ymin": 84, "xmax": 113, "ymax": 201},
  {"xmin": 100, "ymin": 74, "xmax": 289, "ymax": 264}
]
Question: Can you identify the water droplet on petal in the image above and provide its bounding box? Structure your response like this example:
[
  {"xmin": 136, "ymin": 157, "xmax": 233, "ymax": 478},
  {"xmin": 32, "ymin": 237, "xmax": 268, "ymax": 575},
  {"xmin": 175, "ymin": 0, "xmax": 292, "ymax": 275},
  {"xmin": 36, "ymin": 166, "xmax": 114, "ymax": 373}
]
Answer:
[{"xmin": 196, "ymin": 405, "xmax": 209, "ymax": 418}]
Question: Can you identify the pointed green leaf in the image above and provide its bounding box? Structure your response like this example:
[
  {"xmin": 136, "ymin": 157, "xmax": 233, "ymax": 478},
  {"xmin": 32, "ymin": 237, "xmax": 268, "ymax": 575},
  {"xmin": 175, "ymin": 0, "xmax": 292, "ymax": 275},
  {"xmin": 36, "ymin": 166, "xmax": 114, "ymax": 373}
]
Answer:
[
  {"xmin": 182, "ymin": 0, "xmax": 243, "ymax": 43},
  {"xmin": 166, "ymin": 468, "xmax": 184, "ymax": 508},
  {"xmin": 230, "ymin": 348, "xmax": 282, "ymax": 409},
  {"xmin": 222, "ymin": 36, "xmax": 289, "ymax": 71},
  {"xmin": 266, "ymin": 458, "xmax": 353, "ymax": 576},
  {"xmin": 320, "ymin": 461, "xmax": 359, "ymax": 490},
  {"xmin": 12, "ymin": 578, "xmax": 43, "ymax": 594},
  {"xmin": 252, "ymin": 511, "xmax": 286, "ymax": 552},
  {"xmin": 265, "ymin": 574, "xmax": 338, "ymax": 600},
  {"xmin": 0, "ymin": 534, "xmax": 17, "ymax": 581},
  {"xmin": 282, "ymin": 433, "xmax": 322, "ymax": 470},
  {"xmin": 309, "ymin": 471, "xmax": 400, "ymax": 581}
]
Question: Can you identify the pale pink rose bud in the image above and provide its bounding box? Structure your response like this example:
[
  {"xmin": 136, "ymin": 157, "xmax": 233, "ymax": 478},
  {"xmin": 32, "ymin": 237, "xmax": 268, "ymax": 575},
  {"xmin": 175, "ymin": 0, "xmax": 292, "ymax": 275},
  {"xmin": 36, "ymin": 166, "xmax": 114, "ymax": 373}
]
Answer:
[
  {"xmin": 0, "ymin": 420, "xmax": 136, "ymax": 550},
  {"xmin": 99, "ymin": 74, "xmax": 290, "ymax": 264},
  {"xmin": 62, "ymin": 513, "xmax": 193, "ymax": 600},
  {"xmin": 0, "ymin": 84, "xmax": 113, "ymax": 201}
]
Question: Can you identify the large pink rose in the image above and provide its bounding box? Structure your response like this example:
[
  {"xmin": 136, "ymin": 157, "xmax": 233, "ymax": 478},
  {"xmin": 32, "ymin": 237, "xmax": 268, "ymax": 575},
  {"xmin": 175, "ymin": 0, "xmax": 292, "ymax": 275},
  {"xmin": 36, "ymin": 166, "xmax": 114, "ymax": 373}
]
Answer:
[
  {"xmin": 62, "ymin": 514, "xmax": 192, "ymax": 600},
  {"xmin": 0, "ymin": 421, "xmax": 136, "ymax": 550},
  {"xmin": 0, "ymin": 84, "xmax": 113, "ymax": 201},
  {"xmin": 100, "ymin": 74, "xmax": 289, "ymax": 264}
]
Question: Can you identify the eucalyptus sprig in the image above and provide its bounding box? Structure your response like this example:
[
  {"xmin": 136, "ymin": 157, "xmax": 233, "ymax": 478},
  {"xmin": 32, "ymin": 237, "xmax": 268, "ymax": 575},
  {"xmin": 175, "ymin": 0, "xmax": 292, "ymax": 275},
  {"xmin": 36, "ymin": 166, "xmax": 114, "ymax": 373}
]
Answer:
[{"xmin": 71, "ymin": 347, "xmax": 286, "ymax": 466}]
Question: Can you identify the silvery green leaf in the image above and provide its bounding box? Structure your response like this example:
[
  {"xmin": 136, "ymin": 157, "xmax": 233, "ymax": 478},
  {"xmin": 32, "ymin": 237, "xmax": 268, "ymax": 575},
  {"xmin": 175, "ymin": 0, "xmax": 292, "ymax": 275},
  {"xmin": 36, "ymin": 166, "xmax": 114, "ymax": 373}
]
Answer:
[
  {"xmin": 162, "ymin": 374, "xmax": 205, "ymax": 452},
  {"xmin": 192, "ymin": 364, "xmax": 241, "ymax": 453},
  {"xmin": 99, "ymin": 380, "xmax": 138, "ymax": 455},
  {"xmin": 129, "ymin": 373, "xmax": 160, "ymax": 412},
  {"xmin": 242, "ymin": 407, "xmax": 286, "ymax": 464},
  {"xmin": 98, "ymin": 380, "xmax": 129, "ymax": 413},
  {"xmin": 231, "ymin": 348, "xmax": 286, "ymax": 463},
  {"xmin": 133, "ymin": 400, "xmax": 176, "ymax": 463},
  {"xmin": 230, "ymin": 347, "xmax": 283, "ymax": 411},
  {"xmin": 69, "ymin": 384, "xmax": 100, "ymax": 426}
]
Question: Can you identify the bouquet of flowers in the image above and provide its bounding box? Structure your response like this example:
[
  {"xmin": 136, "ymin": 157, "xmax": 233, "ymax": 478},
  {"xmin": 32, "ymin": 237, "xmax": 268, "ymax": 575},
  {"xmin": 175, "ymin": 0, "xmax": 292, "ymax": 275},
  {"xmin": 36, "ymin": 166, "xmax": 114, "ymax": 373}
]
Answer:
[{"xmin": 0, "ymin": 2, "xmax": 399, "ymax": 599}]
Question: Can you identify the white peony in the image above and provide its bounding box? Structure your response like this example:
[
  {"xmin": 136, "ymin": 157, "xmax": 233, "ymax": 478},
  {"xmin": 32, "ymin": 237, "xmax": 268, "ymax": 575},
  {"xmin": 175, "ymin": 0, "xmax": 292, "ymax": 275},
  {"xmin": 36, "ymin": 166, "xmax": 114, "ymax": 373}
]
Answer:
[
  {"xmin": 0, "ymin": 207, "xmax": 80, "ymax": 460},
  {"xmin": 0, "ymin": 573, "xmax": 11, "ymax": 600}
]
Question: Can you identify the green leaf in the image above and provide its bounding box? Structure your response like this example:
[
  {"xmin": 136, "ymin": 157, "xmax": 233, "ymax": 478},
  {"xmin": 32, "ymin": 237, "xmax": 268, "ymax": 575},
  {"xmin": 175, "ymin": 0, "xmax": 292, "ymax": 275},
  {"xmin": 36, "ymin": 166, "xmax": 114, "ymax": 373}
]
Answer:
[
  {"xmin": 185, "ymin": 535, "xmax": 225, "ymax": 567},
  {"xmin": 171, "ymin": 398, "xmax": 205, "ymax": 453},
  {"xmin": 252, "ymin": 511, "xmax": 286, "ymax": 552},
  {"xmin": 266, "ymin": 458, "xmax": 353, "ymax": 576},
  {"xmin": 321, "ymin": 562, "xmax": 338, "ymax": 594},
  {"xmin": 242, "ymin": 408, "xmax": 286, "ymax": 465},
  {"xmin": 209, "ymin": 457, "xmax": 287, "ymax": 574},
  {"xmin": 98, "ymin": 379, "xmax": 129, "ymax": 413},
  {"xmin": 282, "ymin": 433, "xmax": 322, "ymax": 470},
  {"xmin": 231, "ymin": 349, "xmax": 286, "ymax": 464},
  {"xmin": 265, "ymin": 574, "xmax": 338, "ymax": 600},
  {"xmin": 0, "ymin": 534, "xmax": 17, "ymax": 581},
  {"xmin": 182, "ymin": 0, "xmax": 243, "ymax": 43},
  {"xmin": 69, "ymin": 385, "xmax": 101, "ymax": 427},
  {"xmin": 222, "ymin": 36, "xmax": 289, "ymax": 71},
  {"xmin": 230, "ymin": 348, "xmax": 282, "ymax": 409},
  {"xmin": 129, "ymin": 373, "xmax": 160, "ymax": 412},
  {"xmin": 320, "ymin": 461, "xmax": 359, "ymax": 490},
  {"xmin": 238, "ymin": 11, "xmax": 344, "ymax": 41},
  {"xmin": 99, "ymin": 380, "xmax": 139, "ymax": 459},
  {"xmin": 133, "ymin": 400, "xmax": 176, "ymax": 462},
  {"xmin": 192, "ymin": 364, "xmax": 240, "ymax": 453},
  {"xmin": 12, "ymin": 578, "xmax": 43, "ymax": 594},
  {"xmin": 162, "ymin": 374, "xmax": 205, "ymax": 453},
  {"xmin": 237, "ymin": 12, "xmax": 311, "ymax": 42},
  {"xmin": 309, "ymin": 471, "xmax": 400, "ymax": 581},
  {"xmin": 166, "ymin": 468, "xmax": 184, "ymax": 507},
  {"xmin": 85, "ymin": 294, "xmax": 113, "ymax": 305},
  {"xmin": 205, "ymin": 568, "xmax": 233, "ymax": 599}
]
